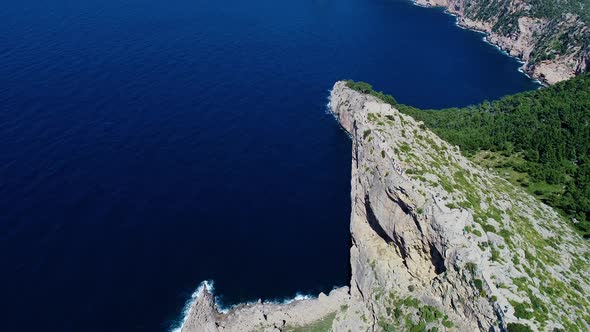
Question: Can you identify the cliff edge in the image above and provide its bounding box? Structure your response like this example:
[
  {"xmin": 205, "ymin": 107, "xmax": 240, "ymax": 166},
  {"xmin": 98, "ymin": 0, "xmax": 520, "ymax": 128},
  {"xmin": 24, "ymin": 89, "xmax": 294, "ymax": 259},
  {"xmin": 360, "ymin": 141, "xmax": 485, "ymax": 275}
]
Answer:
[
  {"xmin": 180, "ymin": 82, "xmax": 590, "ymax": 331},
  {"xmin": 414, "ymin": 0, "xmax": 590, "ymax": 84}
]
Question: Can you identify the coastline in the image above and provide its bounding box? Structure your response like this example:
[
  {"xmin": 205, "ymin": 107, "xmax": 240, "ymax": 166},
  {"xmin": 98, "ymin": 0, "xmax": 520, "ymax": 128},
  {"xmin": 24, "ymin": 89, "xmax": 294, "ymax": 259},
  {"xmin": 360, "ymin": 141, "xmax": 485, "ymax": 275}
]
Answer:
[
  {"xmin": 175, "ymin": 281, "xmax": 350, "ymax": 332},
  {"xmin": 172, "ymin": 79, "xmax": 590, "ymax": 331},
  {"xmin": 411, "ymin": 0, "xmax": 583, "ymax": 85},
  {"xmin": 170, "ymin": 280, "xmax": 344, "ymax": 332},
  {"xmin": 169, "ymin": 4, "xmax": 575, "ymax": 330},
  {"xmin": 410, "ymin": 1, "xmax": 534, "ymax": 83},
  {"xmin": 171, "ymin": 47, "xmax": 542, "ymax": 329}
]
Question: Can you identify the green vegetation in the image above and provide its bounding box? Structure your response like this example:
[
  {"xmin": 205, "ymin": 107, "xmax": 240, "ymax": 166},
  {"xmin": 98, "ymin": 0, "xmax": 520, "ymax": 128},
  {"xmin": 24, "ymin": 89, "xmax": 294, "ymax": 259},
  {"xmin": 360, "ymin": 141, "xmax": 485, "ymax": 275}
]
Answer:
[
  {"xmin": 465, "ymin": 262, "xmax": 478, "ymax": 275},
  {"xmin": 469, "ymin": 0, "xmax": 590, "ymax": 24},
  {"xmin": 379, "ymin": 293, "xmax": 454, "ymax": 332},
  {"xmin": 491, "ymin": 246, "xmax": 501, "ymax": 262},
  {"xmin": 346, "ymin": 74, "xmax": 590, "ymax": 237},
  {"xmin": 506, "ymin": 323, "xmax": 533, "ymax": 332},
  {"xmin": 284, "ymin": 312, "xmax": 336, "ymax": 332},
  {"xmin": 529, "ymin": 0, "xmax": 590, "ymax": 23},
  {"xmin": 473, "ymin": 278, "xmax": 484, "ymax": 291},
  {"xmin": 346, "ymin": 81, "xmax": 397, "ymax": 106},
  {"xmin": 512, "ymin": 301, "xmax": 534, "ymax": 319}
]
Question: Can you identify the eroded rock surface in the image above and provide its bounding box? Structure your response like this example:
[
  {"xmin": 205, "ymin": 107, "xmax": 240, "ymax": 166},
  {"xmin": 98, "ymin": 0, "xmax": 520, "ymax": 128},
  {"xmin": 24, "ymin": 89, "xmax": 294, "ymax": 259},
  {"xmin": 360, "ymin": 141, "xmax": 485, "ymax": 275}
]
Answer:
[
  {"xmin": 181, "ymin": 285, "xmax": 349, "ymax": 332},
  {"xmin": 329, "ymin": 81, "xmax": 590, "ymax": 331},
  {"xmin": 414, "ymin": 0, "xmax": 590, "ymax": 84},
  {"xmin": 180, "ymin": 82, "xmax": 590, "ymax": 331}
]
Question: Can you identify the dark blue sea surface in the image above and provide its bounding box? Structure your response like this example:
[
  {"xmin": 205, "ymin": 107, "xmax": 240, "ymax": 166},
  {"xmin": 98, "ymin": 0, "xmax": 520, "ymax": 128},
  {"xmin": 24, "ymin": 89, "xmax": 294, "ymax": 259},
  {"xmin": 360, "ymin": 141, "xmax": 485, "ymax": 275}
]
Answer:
[{"xmin": 0, "ymin": 0, "xmax": 538, "ymax": 331}]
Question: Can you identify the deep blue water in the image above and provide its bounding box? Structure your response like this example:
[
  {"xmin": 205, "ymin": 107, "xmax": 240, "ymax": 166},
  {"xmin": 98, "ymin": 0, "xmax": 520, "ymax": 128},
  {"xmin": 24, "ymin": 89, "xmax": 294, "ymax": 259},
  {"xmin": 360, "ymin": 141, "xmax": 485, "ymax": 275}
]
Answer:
[{"xmin": 0, "ymin": 0, "xmax": 539, "ymax": 331}]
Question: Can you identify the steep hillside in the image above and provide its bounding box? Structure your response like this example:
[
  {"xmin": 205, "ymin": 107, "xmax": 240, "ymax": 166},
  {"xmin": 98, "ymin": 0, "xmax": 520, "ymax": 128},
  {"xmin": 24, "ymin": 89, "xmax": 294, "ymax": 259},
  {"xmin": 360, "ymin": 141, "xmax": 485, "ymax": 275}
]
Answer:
[
  {"xmin": 346, "ymin": 75, "xmax": 590, "ymax": 237},
  {"xmin": 348, "ymin": 74, "xmax": 590, "ymax": 237},
  {"xmin": 329, "ymin": 81, "xmax": 590, "ymax": 331},
  {"xmin": 415, "ymin": 0, "xmax": 590, "ymax": 84},
  {"xmin": 180, "ymin": 83, "xmax": 590, "ymax": 331}
]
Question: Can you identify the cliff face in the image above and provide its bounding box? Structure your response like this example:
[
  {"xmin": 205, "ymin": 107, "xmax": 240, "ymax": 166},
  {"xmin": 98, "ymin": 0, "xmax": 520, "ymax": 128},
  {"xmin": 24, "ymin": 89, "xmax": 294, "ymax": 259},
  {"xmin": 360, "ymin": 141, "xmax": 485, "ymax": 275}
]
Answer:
[
  {"xmin": 414, "ymin": 0, "xmax": 590, "ymax": 84},
  {"xmin": 330, "ymin": 84, "xmax": 498, "ymax": 331},
  {"xmin": 329, "ymin": 81, "xmax": 590, "ymax": 331},
  {"xmin": 180, "ymin": 82, "xmax": 590, "ymax": 331}
]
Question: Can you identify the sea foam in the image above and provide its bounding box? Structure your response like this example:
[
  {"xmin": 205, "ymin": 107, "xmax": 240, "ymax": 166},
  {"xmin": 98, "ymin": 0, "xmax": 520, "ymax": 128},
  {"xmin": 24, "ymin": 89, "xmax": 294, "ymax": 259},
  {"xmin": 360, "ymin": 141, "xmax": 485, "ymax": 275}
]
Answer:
[
  {"xmin": 170, "ymin": 280, "xmax": 316, "ymax": 332},
  {"xmin": 169, "ymin": 280, "xmax": 214, "ymax": 332},
  {"xmin": 410, "ymin": 0, "xmax": 541, "ymax": 86}
]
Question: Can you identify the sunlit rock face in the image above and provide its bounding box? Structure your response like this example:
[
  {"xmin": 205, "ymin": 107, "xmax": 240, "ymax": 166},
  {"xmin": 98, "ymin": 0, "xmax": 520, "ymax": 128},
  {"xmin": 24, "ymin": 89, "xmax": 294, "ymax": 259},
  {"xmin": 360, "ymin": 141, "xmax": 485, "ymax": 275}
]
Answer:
[
  {"xmin": 415, "ymin": 0, "xmax": 590, "ymax": 85},
  {"xmin": 180, "ymin": 82, "xmax": 590, "ymax": 331}
]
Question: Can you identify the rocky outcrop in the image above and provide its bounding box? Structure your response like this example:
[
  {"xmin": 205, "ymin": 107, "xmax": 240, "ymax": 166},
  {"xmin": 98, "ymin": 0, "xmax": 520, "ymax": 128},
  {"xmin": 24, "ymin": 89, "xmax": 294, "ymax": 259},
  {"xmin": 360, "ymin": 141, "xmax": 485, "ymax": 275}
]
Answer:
[
  {"xmin": 180, "ymin": 284, "xmax": 350, "ymax": 332},
  {"xmin": 182, "ymin": 285, "xmax": 218, "ymax": 332},
  {"xmin": 329, "ymin": 81, "xmax": 590, "ymax": 331},
  {"xmin": 414, "ymin": 0, "xmax": 590, "ymax": 84},
  {"xmin": 179, "ymin": 82, "xmax": 590, "ymax": 331}
]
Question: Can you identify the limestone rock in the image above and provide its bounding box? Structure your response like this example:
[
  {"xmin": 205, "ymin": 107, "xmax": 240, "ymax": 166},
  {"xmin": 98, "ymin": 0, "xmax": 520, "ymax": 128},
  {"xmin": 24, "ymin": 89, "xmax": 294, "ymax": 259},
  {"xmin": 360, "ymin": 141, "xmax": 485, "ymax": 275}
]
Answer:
[
  {"xmin": 178, "ymin": 82, "xmax": 590, "ymax": 331},
  {"xmin": 181, "ymin": 286, "xmax": 350, "ymax": 332},
  {"xmin": 413, "ymin": 0, "xmax": 590, "ymax": 85},
  {"xmin": 328, "ymin": 81, "xmax": 590, "ymax": 331},
  {"xmin": 181, "ymin": 286, "xmax": 218, "ymax": 332}
]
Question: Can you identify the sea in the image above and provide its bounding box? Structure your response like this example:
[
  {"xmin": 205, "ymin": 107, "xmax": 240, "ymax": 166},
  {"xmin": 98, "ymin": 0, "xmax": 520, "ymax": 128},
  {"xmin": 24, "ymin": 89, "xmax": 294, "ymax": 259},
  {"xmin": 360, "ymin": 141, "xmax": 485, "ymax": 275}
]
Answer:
[{"xmin": 0, "ymin": 0, "xmax": 539, "ymax": 330}]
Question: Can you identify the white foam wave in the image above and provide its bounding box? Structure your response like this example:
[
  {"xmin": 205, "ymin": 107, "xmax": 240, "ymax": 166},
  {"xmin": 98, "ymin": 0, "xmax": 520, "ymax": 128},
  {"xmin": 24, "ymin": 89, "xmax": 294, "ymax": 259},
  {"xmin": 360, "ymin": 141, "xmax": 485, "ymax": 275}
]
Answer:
[
  {"xmin": 325, "ymin": 89, "xmax": 333, "ymax": 115},
  {"xmin": 218, "ymin": 291, "xmax": 315, "ymax": 311},
  {"xmin": 170, "ymin": 280, "xmax": 318, "ymax": 332},
  {"xmin": 517, "ymin": 67, "xmax": 546, "ymax": 87},
  {"xmin": 284, "ymin": 293, "xmax": 314, "ymax": 303},
  {"xmin": 410, "ymin": 0, "xmax": 541, "ymax": 85},
  {"xmin": 482, "ymin": 36, "xmax": 510, "ymax": 57},
  {"xmin": 169, "ymin": 280, "xmax": 215, "ymax": 332}
]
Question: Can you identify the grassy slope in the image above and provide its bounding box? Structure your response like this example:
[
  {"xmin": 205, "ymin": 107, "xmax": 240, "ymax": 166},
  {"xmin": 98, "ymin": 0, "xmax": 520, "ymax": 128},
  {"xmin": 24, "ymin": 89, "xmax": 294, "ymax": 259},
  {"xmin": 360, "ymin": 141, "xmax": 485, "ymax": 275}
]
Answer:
[{"xmin": 344, "ymin": 75, "xmax": 590, "ymax": 237}]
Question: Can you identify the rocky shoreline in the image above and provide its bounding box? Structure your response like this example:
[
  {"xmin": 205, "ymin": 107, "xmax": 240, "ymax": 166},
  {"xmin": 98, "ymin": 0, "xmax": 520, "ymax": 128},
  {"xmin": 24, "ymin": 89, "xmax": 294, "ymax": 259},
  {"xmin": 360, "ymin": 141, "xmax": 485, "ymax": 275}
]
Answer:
[
  {"xmin": 178, "ymin": 283, "xmax": 349, "ymax": 332},
  {"xmin": 413, "ymin": 0, "xmax": 589, "ymax": 85},
  {"xmin": 178, "ymin": 82, "xmax": 590, "ymax": 331}
]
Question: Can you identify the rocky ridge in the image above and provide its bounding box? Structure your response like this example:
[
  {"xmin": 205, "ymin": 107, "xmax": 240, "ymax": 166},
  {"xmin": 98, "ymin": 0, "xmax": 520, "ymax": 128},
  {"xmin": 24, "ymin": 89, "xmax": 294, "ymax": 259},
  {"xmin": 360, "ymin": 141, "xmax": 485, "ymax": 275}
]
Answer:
[
  {"xmin": 180, "ymin": 82, "xmax": 590, "ymax": 331},
  {"xmin": 414, "ymin": 0, "xmax": 590, "ymax": 84},
  {"xmin": 329, "ymin": 81, "xmax": 590, "ymax": 331},
  {"xmin": 180, "ymin": 284, "xmax": 350, "ymax": 332}
]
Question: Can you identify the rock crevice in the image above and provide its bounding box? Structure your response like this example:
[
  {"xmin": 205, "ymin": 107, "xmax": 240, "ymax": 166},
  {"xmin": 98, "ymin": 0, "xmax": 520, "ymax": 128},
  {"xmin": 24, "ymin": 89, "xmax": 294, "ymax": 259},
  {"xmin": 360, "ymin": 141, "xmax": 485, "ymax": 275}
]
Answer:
[
  {"xmin": 179, "ymin": 82, "xmax": 590, "ymax": 331},
  {"xmin": 328, "ymin": 81, "xmax": 590, "ymax": 331}
]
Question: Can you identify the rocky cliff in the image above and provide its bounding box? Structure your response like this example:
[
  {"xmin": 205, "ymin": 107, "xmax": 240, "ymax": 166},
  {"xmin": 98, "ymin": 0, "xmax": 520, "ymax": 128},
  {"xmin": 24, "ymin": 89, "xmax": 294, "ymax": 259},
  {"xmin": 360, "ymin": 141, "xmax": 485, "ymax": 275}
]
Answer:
[
  {"xmin": 414, "ymin": 0, "xmax": 590, "ymax": 84},
  {"xmin": 329, "ymin": 81, "xmax": 590, "ymax": 331},
  {"xmin": 180, "ymin": 82, "xmax": 590, "ymax": 331},
  {"xmin": 179, "ymin": 284, "xmax": 350, "ymax": 332}
]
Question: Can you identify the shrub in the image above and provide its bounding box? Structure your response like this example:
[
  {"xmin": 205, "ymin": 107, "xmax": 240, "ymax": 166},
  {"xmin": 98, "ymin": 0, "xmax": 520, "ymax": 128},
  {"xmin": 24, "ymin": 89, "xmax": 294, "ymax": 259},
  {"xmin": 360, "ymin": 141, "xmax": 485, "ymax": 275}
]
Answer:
[
  {"xmin": 349, "ymin": 73, "xmax": 590, "ymax": 236},
  {"xmin": 506, "ymin": 323, "xmax": 533, "ymax": 332},
  {"xmin": 474, "ymin": 278, "xmax": 483, "ymax": 290},
  {"xmin": 513, "ymin": 302, "xmax": 533, "ymax": 319},
  {"xmin": 465, "ymin": 262, "xmax": 477, "ymax": 275},
  {"xmin": 346, "ymin": 81, "xmax": 373, "ymax": 93}
]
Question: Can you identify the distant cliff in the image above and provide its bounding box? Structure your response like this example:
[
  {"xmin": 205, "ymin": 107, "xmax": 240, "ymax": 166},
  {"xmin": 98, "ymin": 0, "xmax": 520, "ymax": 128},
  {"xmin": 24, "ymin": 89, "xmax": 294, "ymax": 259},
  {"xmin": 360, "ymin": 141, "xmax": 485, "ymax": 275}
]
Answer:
[
  {"xmin": 414, "ymin": 0, "xmax": 590, "ymax": 84},
  {"xmin": 179, "ymin": 82, "xmax": 590, "ymax": 331}
]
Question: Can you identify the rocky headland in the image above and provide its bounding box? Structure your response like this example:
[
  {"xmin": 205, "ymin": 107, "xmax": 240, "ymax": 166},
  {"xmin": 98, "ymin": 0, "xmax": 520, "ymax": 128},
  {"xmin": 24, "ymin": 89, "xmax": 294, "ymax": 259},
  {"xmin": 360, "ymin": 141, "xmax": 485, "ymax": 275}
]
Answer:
[
  {"xmin": 413, "ymin": 0, "xmax": 590, "ymax": 84},
  {"xmin": 179, "ymin": 283, "xmax": 349, "ymax": 332},
  {"xmin": 180, "ymin": 82, "xmax": 590, "ymax": 331}
]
